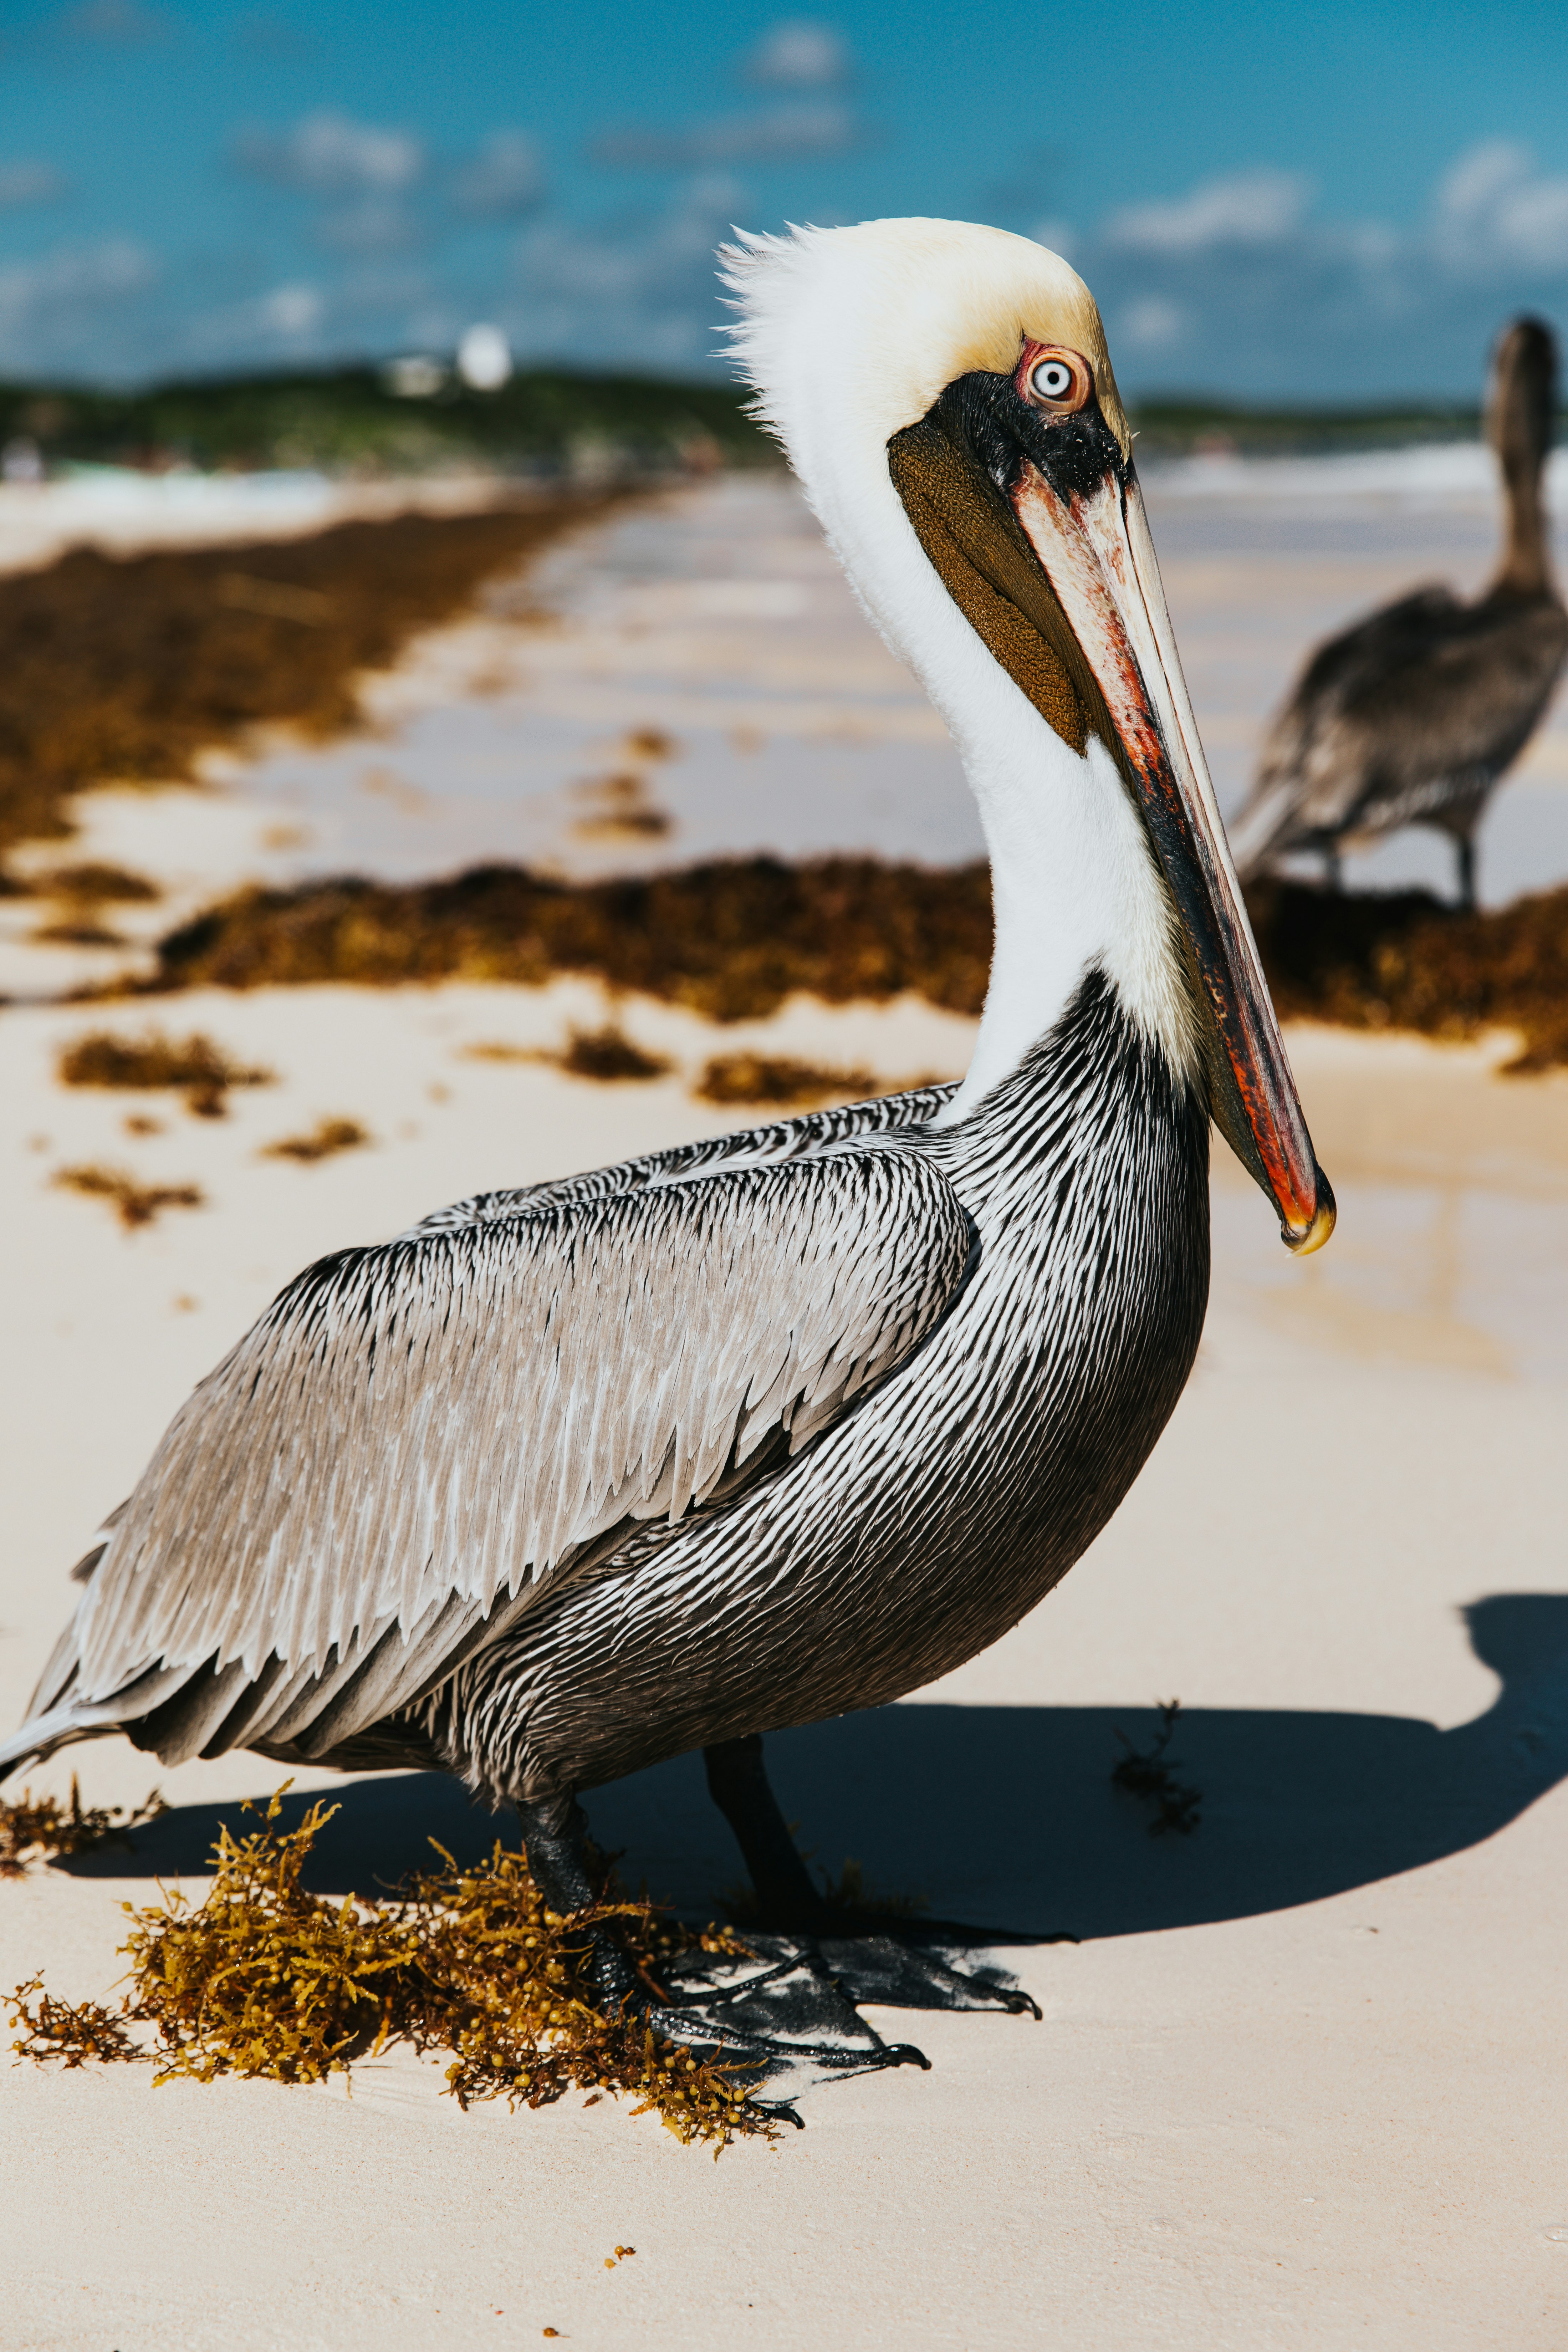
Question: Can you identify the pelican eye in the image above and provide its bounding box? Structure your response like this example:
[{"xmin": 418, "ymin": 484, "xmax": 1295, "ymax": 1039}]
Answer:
[{"xmin": 1019, "ymin": 345, "xmax": 1092, "ymax": 415}]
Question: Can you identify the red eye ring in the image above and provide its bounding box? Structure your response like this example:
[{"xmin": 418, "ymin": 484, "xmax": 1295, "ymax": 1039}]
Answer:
[{"xmin": 1017, "ymin": 342, "xmax": 1092, "ymax": 415}]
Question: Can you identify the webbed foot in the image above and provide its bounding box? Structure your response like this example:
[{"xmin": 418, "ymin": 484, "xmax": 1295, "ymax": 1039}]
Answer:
[
  {"xmin": 814, "ymin": 1926, "xmax": 1043, "ymax": 2017},
  {"xmin": 649, "ymin": 1936, "xmax": 933, "ymax": 2109}
]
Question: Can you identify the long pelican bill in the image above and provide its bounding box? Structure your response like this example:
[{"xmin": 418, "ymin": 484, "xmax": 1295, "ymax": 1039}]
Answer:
[{"xmin": 887, "ymin": 353, "xmax": 1335, "ymax": 1255}]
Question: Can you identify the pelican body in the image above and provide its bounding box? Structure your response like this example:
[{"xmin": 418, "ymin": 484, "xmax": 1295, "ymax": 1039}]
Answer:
[
  {"xmin": 1230, "ymin": 317, "xmax": 1568, "ymax": 908},
  {"xmin": 4, "ymin": 224, "xmax": 1333, "ymax": 2079}
]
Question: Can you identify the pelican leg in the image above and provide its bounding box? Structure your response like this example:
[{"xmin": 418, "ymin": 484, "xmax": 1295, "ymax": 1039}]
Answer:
[
  {"xmin": 704, "ymin": 1733, "xmax": 827, "ymax": 1925},
  {"xmin": 515, "ymin": 1790, "xmax": 638, "ymax": 2010},
  {"xmin": 1456, "ymin": 833, "xmax": 1477, "ymax": 911},
  {"xmin": 701, "ymin": 1732, "xmax": 1044, "ymax": 2022}
]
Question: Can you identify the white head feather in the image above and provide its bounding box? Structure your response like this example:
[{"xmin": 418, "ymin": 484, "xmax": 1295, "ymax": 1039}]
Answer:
[{"xmin": 720, "ymin": 220, "xmax": 1199, "ymax": 1116}]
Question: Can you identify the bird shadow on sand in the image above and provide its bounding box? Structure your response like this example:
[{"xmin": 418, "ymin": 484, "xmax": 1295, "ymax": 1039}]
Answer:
[{"xmin": 56, "ymin": 1593, "xmax": 1568, "ymax": 1944}]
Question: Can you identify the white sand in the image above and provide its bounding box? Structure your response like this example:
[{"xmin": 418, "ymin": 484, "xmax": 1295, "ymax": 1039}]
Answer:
[{"xmin": 2, "ymin": 980, "xmax": 1567, "ymax": 2351}]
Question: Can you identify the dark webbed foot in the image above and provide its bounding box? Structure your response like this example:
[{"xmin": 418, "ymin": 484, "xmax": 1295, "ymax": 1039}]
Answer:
[
  {"xmin": 814, "ymin": 1928, "xmax": 1043, "ymax": 2018},
  {"xmin": 649, "ymin": 1939, "xmax": 932, "ymax": 2110},
  {"xmin": 514, "ymin": 1789, "xmax": 935, "ymax": 2115}
]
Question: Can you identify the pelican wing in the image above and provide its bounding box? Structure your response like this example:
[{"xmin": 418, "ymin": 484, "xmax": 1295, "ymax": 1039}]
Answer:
[
  {"xmin": 42, "ymin": 1141, "xmax": 970, "ymax": 1765},
  {"xmin": 409, "ymin": 1079, "xmax": 957, "ymax": 1233}
]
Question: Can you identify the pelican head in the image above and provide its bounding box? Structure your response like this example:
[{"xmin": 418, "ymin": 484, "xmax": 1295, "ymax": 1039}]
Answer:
[{"xmin": 724, "ymin": 218, "xmax": 1334, "ymax": 1255}]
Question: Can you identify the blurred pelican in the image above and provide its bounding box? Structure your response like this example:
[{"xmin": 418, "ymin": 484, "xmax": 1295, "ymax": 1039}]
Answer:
[{"xmin": 1230, "ymin": 317, "xmax": 1568, "ymax": 908}]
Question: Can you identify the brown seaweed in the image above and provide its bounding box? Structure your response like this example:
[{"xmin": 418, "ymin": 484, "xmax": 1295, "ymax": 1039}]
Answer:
[
  {"xmin": 0, "ymin": 1777, "xmax": 166, "ymax": 1879},
  {"xmin": 57, "ymin": 1028, "xmax": 272, "ymax": 1117},
  {"xmin": 11, "ymin": 1790, "xmax": 775, "ymax": 2150},
  {"xmin": 1111, "ymin": 1701, "xmax": 1202, "ymax": 1837},
  {"xmin": 260, "ymin": 1116, "xmax": 371, "ymax": 1164},
  {"xmin": 51, "ymin": 1164, "xmax": 205, "ymax": 1230},
  {"xmin": 0, "ymin": 495, "xmax": 620, "ymax": 859},
  {"xmin": 696, "ymin": 1053, "xmax": 879, "ymax": 1106}
]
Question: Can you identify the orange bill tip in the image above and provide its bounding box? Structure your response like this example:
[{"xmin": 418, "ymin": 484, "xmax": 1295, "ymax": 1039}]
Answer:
[{"xmin": 1281, "ymin": 1175, "xmax": 1337, "ymax": 1255}]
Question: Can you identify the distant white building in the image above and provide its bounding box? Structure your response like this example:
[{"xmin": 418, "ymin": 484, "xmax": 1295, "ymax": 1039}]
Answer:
[
  {"xmin": 382, "ymin": 356, "xmax": 447, "ymax": 399},
  {"xmin": 457, "ymin": 323, "xmax": 512, "ymax": 392}
]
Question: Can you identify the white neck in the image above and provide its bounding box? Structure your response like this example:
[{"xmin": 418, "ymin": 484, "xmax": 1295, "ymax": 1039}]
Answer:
[
  {"xmin": 805, "ymin": 463, "xmax": 1196, "ymax": 1123},
  {"xmin": 938, "ymin": 657, "xmax": 1196, "ymax": 1119}
]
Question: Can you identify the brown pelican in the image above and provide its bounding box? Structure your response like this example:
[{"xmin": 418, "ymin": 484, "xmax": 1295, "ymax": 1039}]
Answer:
[
  {"xmin": 2, "ymin": 222, "xmax": 1333, "ymax": 2097},
  {"xmin": 1229, "ymin": 316, "xmax": 1568, "ymax": 908}
]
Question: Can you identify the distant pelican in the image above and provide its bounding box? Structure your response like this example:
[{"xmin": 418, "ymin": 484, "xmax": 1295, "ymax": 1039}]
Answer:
[
  {"xmin": 1230, "ymin": 317, "xmax": 1568, "ymax": 908},
  {"xmin": 3, "ymin": 222, "xmax": 1333, "ymax": 2088}
]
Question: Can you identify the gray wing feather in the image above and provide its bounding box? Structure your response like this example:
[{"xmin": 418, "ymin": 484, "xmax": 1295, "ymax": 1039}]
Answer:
[
  {"xmin": 55, "ymin": 1144, "xmax": 970, "ymax": 1757},
  {"xmin": 409, "ymin": 1080, "xmax": 958, "ymax": 1234}
]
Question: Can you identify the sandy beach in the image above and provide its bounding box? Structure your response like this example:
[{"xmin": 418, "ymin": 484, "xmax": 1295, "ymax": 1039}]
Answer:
[
  {"xmin": 3, "ymin": 462, "xmax": 1568, "ymax": 2349},
  {"xmin": 6, "ymin": 454, "xmax": 1567, "ymax": 1009}
]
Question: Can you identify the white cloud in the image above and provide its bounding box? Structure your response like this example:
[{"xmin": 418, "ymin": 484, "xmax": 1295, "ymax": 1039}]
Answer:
[
  {"xmin": 315, "ymin": 199, "xmax": 422, "ymax": 255},
  {"xmin": 453, "ymin": 131, "xmax": 545, "ymax": 219},
  {"xmin": 235, "ymin": 111, "xmax": 424, "ymax": 197},
  {"xmin": 1435, "ymin": 139, "xmax": 1568, "ymax": 272},
  {"xmin": 1104, "ymin": 169, "xmax": 1311, "ymax": 255},
  {"xmin": 0, "ymin": 240, "xmax": 156, "ymax": 373},
  {"xmin": 255, "ymin": 282, "xmax": 323, "ymax": 336},
  {"xmin": 593, "ymin": 100, "xmax": 860, "ymax": 170},
  {"xmin": 742, "ymin": 19, "xmax": 851, "ymax": 89},
  {"xmin": 185, "ymin": 281, "xmax": 324, "ymax": 353},
  {"xmin": 1119, "ymin": 297, "xmax": 1186, "ymax": 351},
  {"xmin": 0, "ymin": 160, "xmax": 66, "ymax": 208}
]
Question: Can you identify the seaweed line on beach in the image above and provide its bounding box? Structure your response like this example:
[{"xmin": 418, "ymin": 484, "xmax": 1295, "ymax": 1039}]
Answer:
[
  {"xmin": 86, "ymin": 858, "xmax": 1568, "ymax": 1071},
  {"xmin": 106, "ymin": 857, "xmax": 998, "ymax": 1023}
]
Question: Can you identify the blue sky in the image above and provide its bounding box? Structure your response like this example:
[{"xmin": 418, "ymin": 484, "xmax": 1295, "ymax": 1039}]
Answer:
[{"xmin": 0, "ymin": 0, "xmax": 1565, "ymax": 397}]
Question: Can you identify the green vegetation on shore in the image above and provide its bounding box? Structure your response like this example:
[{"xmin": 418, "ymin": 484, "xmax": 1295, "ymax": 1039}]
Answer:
[
  {"xmin": 0, "ymin": 365, "xmax": 774, "ymax": 477},
  {"xmin": 1125, "ymin": 397, "xmax": 1490, "ymax": 458}
]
